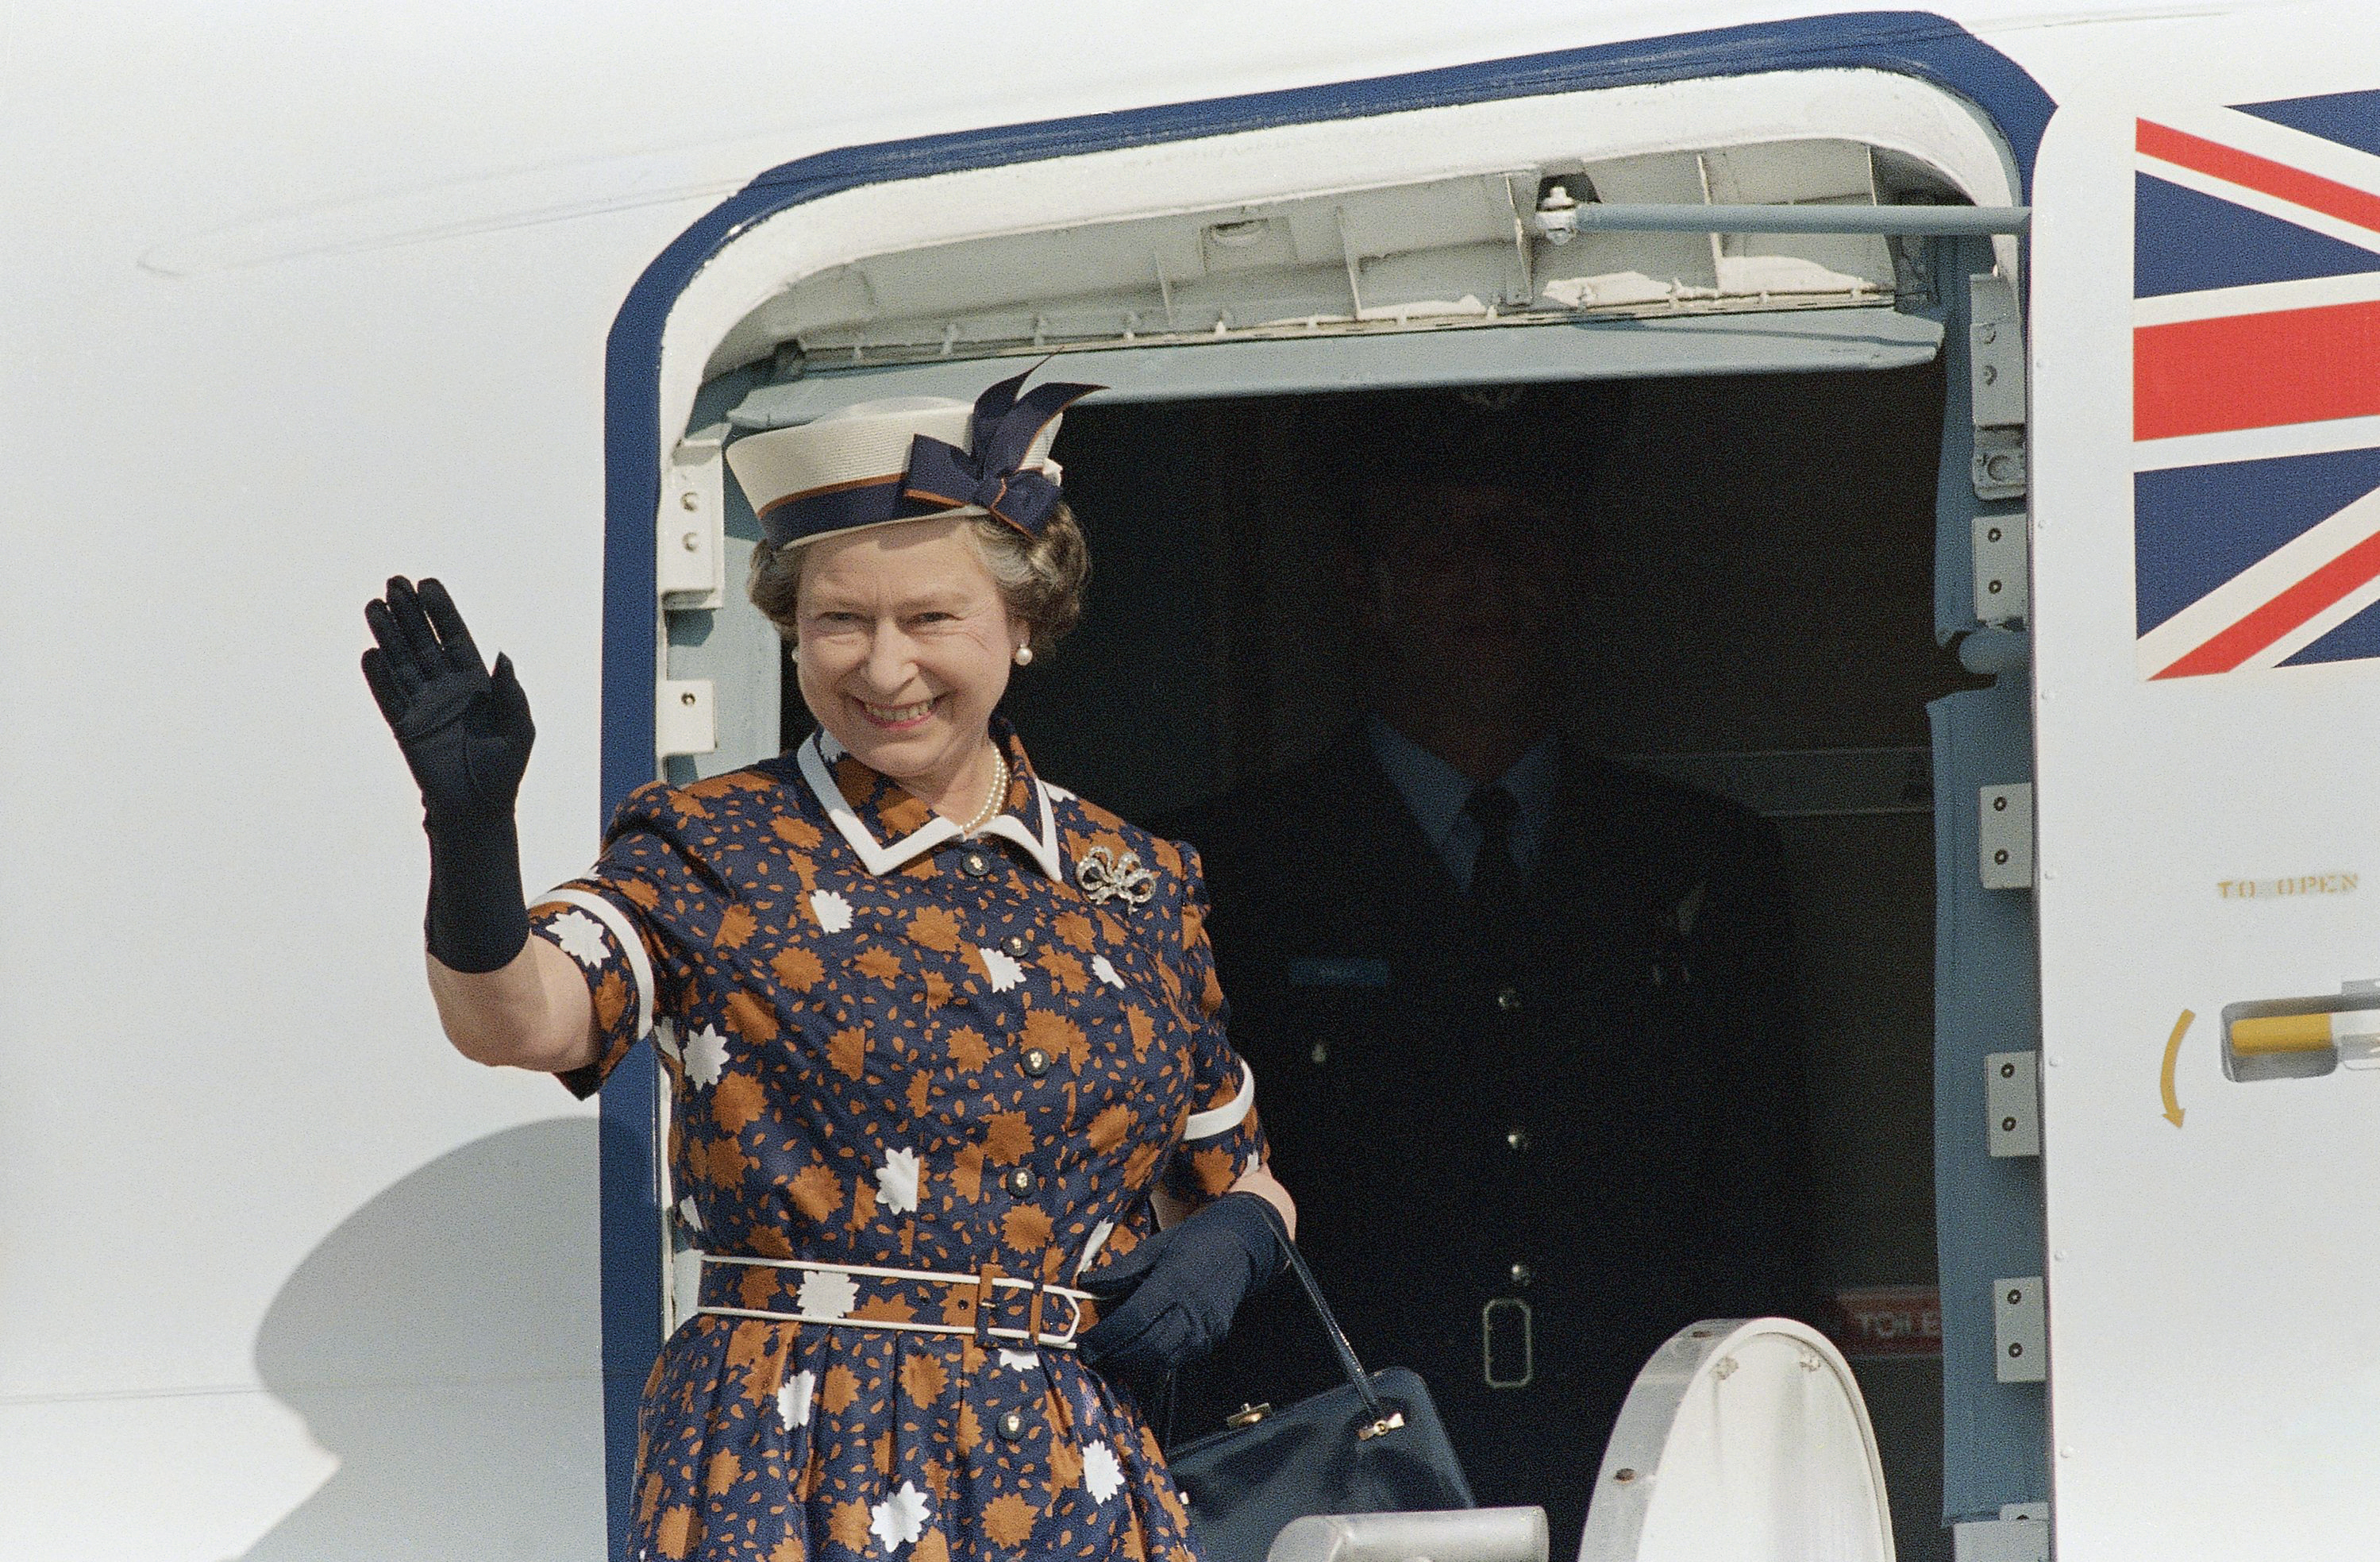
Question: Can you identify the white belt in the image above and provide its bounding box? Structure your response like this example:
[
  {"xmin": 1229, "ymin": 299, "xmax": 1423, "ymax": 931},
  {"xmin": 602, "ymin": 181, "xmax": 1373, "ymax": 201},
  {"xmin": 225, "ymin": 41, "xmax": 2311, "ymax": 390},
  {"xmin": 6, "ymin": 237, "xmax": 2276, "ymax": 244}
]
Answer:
[{"xmin": 693, "ymin": 1253, "xmax": 1091, "ymax": 1350}]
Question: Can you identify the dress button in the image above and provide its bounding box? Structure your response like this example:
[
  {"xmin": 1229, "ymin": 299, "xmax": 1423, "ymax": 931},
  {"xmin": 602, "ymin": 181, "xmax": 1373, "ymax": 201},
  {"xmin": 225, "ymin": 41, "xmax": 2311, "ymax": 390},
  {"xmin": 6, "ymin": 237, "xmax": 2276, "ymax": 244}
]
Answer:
[
  {"xmin": 1509, "ymin": 1261, "xmax": 1535, "ymax": 1287},
  {"xmin": 1005, "ymin": 1167, "xmax": 1037, "ymax": 1197},
  {"xmin": 1004, "ymin": 934, "xmax": 1030, "ymax": 958},
  {"xmin": 1495, "ymin": 985, "xmax": 1523, "ymax": 1012},
  {"xmin": 1505, "ymin": 1127, "xmax": 1530, "ymax": 1153},
  {"xmin": 1020, "ymin": 1047, "xmax": 1052, "ymax": 1078},
  {"xmin": 961, "ymin": 850, "xmax": 994, "ymax": 877},
  {"xmin": 997, "ymin": 1408, "xmax": 1027, "ymax": 1443}
]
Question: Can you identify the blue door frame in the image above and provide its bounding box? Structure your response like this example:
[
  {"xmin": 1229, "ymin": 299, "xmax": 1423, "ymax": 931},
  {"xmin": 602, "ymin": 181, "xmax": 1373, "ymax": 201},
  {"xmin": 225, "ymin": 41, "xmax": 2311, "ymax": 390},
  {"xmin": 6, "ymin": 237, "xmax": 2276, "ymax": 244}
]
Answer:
[{"xmin": 593, "ymin": 13, "xmax": 2052, "ymax": 1552}]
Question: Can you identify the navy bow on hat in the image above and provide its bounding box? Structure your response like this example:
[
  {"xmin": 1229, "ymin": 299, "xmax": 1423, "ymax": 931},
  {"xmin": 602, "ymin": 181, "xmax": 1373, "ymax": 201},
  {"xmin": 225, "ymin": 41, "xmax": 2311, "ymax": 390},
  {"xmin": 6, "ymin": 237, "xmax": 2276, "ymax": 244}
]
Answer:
[{"xmin": 900, "ymin": 368, "xmax": 1103, "ymax": 537}]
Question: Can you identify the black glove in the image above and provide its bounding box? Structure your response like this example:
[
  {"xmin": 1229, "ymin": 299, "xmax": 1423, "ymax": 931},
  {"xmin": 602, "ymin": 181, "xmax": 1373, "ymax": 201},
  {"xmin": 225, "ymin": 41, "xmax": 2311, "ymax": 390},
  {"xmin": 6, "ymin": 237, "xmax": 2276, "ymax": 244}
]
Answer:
[
  {"xmin": 361, "ymin": 577, "xmax": 536, "ymax": 974},
  {"xmin": 1078, "ymin": 1192, "xmax": 1288, "ymax": 1380}
]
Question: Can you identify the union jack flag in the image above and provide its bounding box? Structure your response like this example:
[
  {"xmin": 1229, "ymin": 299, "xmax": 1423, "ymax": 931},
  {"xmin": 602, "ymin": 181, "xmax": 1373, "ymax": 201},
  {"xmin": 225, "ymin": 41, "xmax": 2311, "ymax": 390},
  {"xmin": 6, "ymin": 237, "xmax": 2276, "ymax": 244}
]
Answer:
[{"xmin": 2132, "ymin": 91, "xmax": 2380, "ymax": 680}]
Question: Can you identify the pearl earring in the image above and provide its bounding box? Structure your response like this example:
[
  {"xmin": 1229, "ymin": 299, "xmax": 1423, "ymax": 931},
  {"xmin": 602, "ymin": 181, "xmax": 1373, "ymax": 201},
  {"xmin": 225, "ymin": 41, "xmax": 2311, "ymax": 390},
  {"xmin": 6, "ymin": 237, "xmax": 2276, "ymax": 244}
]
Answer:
[{"xmin": 1013, "ymin": 645, "xmax": 1034, "ymax": 666}]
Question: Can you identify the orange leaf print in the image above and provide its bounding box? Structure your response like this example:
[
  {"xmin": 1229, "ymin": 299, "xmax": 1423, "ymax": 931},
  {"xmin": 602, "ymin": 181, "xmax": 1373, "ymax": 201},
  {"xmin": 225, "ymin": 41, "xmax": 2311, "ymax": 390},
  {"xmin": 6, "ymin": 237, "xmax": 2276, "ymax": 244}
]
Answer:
[
  {"xmin": 828, "ymin": 1026, "xmax": 867, "ymax": 1082},
  {"xmin": 854, "ymin": 945, "xmax": 903, "ymax": 983},
  {"xmin": 1086, "ymin": 1103, "xmax": 1134, "ymax": 1155},
  {"xmin": 771, "ymin": 944, "xmax": 824, "ymax": 993},
  {"xmin": 1022, "ymin": 1007, "xmax": 1087, "ymax": 1072},
  {"xmin": 1047, "ymin": 1437, "xmax": 1084, "ymax": 1496},
  {"xmin": 983, "ymin": 1112, "xmax": 1033, "ymax": 1167},
  {"xmin": 1122, "ymin": 1141, "xmax": 1162, "ymax": 1189},
  {"xmin": 619, "ymin": 878, "xmax": 660, "ymax": 910},
  {"xmin": 593, "ymin": 970, "xmax": 628, "ymax": 1029},
  {"xmin": 820, "ymin": 1363, "xmax": 860, "ymax": 1414},
  {"xmin": 703, "ymin": 1449, "xmax": 743, "ymax": 1495},
  {"xmin": 1003, "ymin": 1203, "xmax": 1053, "ymax": 1252},
  {"xmin": 914, "ymin": 1530, "xmax": 950, "ymax": 1562},
  {"xmin": 1126, "ymin": 1005, "xmax": 1155, "ymax": 1060},
  {"xmin": 952, "ymin": 1145, "xmax": 984, "ymax": 1201},
  {"xmin": 694, "ymin": 1135, "xmax": 749, "ymax": 1187},
  {"xmin": 957, "ymin": 1400, "xmax": 984, "ymax": 1453},
  {"xmin": 923, "ymin": 970, "xmax": 954, "ymax": 1008},
  {"xmin": 907, "ymin": 1070, "xmax": 932, "ymax": 1120},
  {"xmin": 748, "ymin": 1225, "xmax": 793, "ymax": 1259},
  {"xmin": 873, "ymin": 1428, "xmax": 895, "ymax": 1475},
  {"xmin": 828, "ymin": 1499, "xmax": 872, "ymax": 1552},
  {"xmin": 907, "ymin": 905, "xmax": 961, "ymax": 952},
  {"xmin": 711, "ymin": 1074, "xmax": 765, "ymax": 1134},
  {"xmin": 669, "ymin": 791, "xmax": 712, "ymax": 820},
  {"xmin": 850, "ymin": 1294, "xmax": 916, "ymax": 1325},
  {"xmin": 1192, "ymin": 1146, "xmax": 1237, "ymax": 1196},
  {"xmin": 788, "ymin": 1163, "xmax": 842, "ymax": 1221},
  {"xmin": 738, "ymin": 1266, "xmax": 780, "ymax": 1311},
  {"xmin": 714, "ymin": 904, "xmax": 756, "ymax": 950},
  {"xmin": 656, "ymin": 1504, "xmax": 700, "ymax": 1559},
  {"xmin": 772, "ymin": 815, "xmax": 823, "ymax": 850},
  {"xmin": 767, "ymin": 1537, "xmax": 806, "ymax": 1562},
  {"xmin": 1036, "ymin": 949, "xmax": 1088, "ymax": 993},
  {"xmin": 1053, "ymin": 911, "xmax": 1096, "ymax": 951},
  {"xmin": 638, "ymin": 1471, "xmax": 665, "ymax": 1525},
  {"xmin": 725, "ymin": 989, "xmax": 779, "ymax": 1043},
  {"xmin": 879, "ymin": 790, "xmax": 932, "ymax": 835},
  {"xmin": 945, "ymin": 1025, "xmax": 990, "ymax": 1073},
  {"xmin": 982, "ymin": 1494, "xmax": 1039, "ymax": 1549},
  {"xmin": 901, "ymin": 1352, "xmax": 949, "ymax": 1407}
]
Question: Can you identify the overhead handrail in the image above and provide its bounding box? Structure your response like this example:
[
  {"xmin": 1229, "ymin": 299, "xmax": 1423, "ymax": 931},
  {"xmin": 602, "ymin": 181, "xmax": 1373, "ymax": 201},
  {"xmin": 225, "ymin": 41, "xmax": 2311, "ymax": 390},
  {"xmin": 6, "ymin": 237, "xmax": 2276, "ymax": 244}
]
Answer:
[{"xmin": 1558, "ymin": 202, "xmax": 2028, "ymax": 236}]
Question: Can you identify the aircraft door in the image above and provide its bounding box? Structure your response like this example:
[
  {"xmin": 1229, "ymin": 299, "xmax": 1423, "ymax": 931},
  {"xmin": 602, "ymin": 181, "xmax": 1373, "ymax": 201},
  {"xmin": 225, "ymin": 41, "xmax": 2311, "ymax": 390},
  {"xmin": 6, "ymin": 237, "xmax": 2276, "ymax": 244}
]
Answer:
[{"xmin": 2030, "ymin": 91, "xmax": 2380, "ymax": 1560}]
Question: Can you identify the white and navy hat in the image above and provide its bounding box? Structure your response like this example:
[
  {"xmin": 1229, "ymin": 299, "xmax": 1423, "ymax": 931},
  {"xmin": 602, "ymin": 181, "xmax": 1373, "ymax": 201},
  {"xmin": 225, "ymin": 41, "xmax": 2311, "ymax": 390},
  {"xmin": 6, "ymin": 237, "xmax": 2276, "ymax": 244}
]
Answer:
[{"xmin": 726, "ymin": 368, "xmax": 1102, "ymax": 550}]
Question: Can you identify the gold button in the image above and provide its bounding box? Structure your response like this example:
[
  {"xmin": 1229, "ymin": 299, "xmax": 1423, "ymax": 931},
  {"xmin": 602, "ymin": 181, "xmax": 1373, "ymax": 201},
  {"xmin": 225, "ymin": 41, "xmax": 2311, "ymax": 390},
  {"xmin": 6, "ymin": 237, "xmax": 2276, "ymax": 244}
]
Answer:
[
  {"xmin": 997, "ymin": 1408, "xmax": 1026, "ymax": 1442},
  {"xmin": 1021, "ymin": 1047, "xmax": 1052, "ymax": 1078},
  {"xmin": 1004, "ymin": 935, "xmax": 1030, "ymax": 958},
  {"xmin": 1005, "ymin": 1167, "xmax": 1037, "ymax": 1197}
]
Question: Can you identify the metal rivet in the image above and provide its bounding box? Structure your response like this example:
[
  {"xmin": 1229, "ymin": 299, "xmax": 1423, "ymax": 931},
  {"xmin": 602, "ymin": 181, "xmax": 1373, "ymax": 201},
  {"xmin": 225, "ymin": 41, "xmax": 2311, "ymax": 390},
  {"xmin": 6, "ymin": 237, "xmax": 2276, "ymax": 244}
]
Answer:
[
  {"xmin": 1993, "ymin": 796, "xmax": 2009, "ymax": 812},
  {"xmin": 2008, "ymin": 1288, "xmax": 2024, "ymax": 1305},
  {"xmin": 1994, "ymin": 848, "xmax": 2011, "ymax": 865},
  {"xmin": 680, "ymin": 491, "xmax": 700, "ymax": 511},
  {"xmin": 2000, "ymin": 1061, "xmax": 2016, "ymax": 1078},
  {"xmin": 2002, "ymin": 1116, "xmax": 2018, "ymax": 1132},
  {"xmin": 1613, "ymin": 1468, "xmax": 1637, "ymax": 1483},
  {"xmin": 680, "ymin": 692, "xmax": 697, "ymax": 706},
  {"xmin": 1508, "ymin": 1262, "xmax": 1534, "ymax": 1287}
]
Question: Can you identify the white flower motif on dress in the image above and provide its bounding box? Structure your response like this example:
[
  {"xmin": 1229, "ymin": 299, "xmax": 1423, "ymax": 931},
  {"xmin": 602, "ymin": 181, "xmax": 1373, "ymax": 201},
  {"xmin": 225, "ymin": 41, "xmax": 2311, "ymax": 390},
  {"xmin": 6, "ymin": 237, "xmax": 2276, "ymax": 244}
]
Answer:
[
  {"xmin": 653, "ymin": 1018, "xmax": 681, "ymax": 1061},
  {"xmin": 875, "ymin": 1146, "xmax": 920, "ymax": 1216},
  {"xmin": 547, "ymin": 909, "xmax": 607, "ymax": 968},
  {"xmin": 684, "ymin": 1024, "xmax": 728, "ymax": 1089},
  {"xmin": 997, "ymin": 1348, "xmax": 1039, "ymax": 1372},
  {"xmin": 1091, "ymin": 955, "xmax": 1125, "ymax": 989},
  {"xmin": 777, "ymin": 1368, "xmax": 815, "ymax": 1431},
  {"xmin": 1083, "ymin": 1440, "xmax": 1125, "ymax": 1505},
  {"xmin": 797, "ymin": 1267, "xmax": 858, "ymax": 1321},
  {"xmin": 675, "ymin": 1194, "xmax": 703, "ymax": 1232},
  {"xmin": 870, "ymin": 1481, "xmax": 930, "ymax": 1552},
  {"xmin": 810, "ymin": 889, "xmax": 853, "ymax": 934},
  {"xmin": 978, "ymin": 946, "xmax": 1024, "ymax": 992}
]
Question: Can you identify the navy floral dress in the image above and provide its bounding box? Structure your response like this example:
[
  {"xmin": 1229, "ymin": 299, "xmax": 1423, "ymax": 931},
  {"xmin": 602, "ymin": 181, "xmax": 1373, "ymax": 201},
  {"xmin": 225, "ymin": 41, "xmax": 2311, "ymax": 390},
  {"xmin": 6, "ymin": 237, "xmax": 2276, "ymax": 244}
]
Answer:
[{"xmin": 529, "ymin": 719, "xmax": 1266, "ymax": 1562}]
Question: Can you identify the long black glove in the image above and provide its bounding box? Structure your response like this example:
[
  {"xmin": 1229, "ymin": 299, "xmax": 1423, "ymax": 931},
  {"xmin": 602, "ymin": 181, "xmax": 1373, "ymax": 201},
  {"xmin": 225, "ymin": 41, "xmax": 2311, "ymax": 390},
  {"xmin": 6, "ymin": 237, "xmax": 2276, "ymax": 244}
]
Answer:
[
  {"xmin": 361, "ymin": 577, "xmax": 536, "ymax": 974},
  {"xmin": 1078, "ymin": 1192, "xmax": 1288, "ymax": 1379}
]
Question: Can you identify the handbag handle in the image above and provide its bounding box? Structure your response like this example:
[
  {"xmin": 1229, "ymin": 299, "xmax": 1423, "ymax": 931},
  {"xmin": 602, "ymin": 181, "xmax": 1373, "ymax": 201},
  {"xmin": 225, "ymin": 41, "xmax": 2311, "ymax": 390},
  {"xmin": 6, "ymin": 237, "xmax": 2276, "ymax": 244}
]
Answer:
[{"xmin": 1245, "ymin": 1195, "xmax": 1392, "ymax": 1425}]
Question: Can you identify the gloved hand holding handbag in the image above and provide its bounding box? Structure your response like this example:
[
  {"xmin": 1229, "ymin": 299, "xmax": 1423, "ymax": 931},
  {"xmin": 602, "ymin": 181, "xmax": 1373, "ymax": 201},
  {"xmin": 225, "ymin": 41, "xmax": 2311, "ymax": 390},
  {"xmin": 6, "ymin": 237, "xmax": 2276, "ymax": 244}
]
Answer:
[{"xmin": 1079, "ymin": 1191, "xmax": 1288, "ymax": 1379}]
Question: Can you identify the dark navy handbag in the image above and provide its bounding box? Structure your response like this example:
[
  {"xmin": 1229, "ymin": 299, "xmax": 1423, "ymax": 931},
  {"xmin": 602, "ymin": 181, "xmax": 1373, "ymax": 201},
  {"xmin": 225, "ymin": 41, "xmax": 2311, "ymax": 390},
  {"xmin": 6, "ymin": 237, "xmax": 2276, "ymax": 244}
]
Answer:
[{"xmin": 1165, "ymin": 1213, "xmax": 1475, "ymax": 1562}]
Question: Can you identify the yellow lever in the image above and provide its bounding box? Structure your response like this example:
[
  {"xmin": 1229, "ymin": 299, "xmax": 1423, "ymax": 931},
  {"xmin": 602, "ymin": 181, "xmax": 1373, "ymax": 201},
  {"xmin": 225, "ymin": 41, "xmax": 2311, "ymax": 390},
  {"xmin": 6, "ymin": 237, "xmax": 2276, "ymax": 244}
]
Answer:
[{"xmin": 2231, "ymin": 1011, "xmax": 2379, "ymax": 1055}]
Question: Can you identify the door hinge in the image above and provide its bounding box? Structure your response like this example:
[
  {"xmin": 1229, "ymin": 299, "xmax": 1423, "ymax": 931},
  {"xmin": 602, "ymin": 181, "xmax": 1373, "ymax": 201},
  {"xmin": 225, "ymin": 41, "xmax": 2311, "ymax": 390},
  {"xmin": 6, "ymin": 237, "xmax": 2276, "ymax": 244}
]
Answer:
[
  {"xmin": 1969, "ymin": 270, "xmax": 2028, "ymax": 500},
  {"xmin": 658, "ymin": 424, "xmax": 728, "ymax": 609},
  {"xmin": 657, "ymin": 678, "xmax": 718, "ymax": 758},
  {"xmin": 1954, "ymin": 1503, "xmax": 2049, "ymax": 1562},
  {"xmin": 1978, "ymin": 782, "xmax": 2034, "ymax": 890},
  {"xmin": 1993, "ymin": 1276, "xmax": 2047, "ymax": 1383},
  {"xmin": 1986, "ymin": 1050, "xmax": 2041, "ymax": 1158},
  {"xmin": 1973, "ymin": 515, "xmax": 2028, "ymax": 626}
]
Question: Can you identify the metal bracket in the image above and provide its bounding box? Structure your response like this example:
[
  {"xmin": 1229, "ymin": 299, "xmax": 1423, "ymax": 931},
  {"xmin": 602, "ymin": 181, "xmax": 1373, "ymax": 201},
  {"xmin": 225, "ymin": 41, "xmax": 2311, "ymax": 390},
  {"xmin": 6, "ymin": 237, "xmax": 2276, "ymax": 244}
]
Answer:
[
  {"xmin": 1954, "ymin": 1504, "xmax": 2050, "ymax": 1562},
  {"xmin": 658, "ymin": 424, "xmax": 728, "ymax": 609},
  {"xmin": 1972, "ymin": 426, "xmax": 2028, "ymax": 501},
  {"xmin": 1978, "ymin": 782, "xmax": 2034, "ymax": 890},
  {"xmin": 1973, "ymin": 515, "xmax": 2028, "ymax": 626},
  {"xmin": 1969, "ymin": 271, "xmax": 2027, "ymax": 427},
  {"xmin": 1985, "ymin": 1051, "xmax": 2041, "ymax": 1158},
  {"xmin": 1993, "ymin": 1277, "xmax": 2047, "ymax": 1383},
  {"xmin": 657, "ymin": 678, "xmax": 718, "ymax": 759}
]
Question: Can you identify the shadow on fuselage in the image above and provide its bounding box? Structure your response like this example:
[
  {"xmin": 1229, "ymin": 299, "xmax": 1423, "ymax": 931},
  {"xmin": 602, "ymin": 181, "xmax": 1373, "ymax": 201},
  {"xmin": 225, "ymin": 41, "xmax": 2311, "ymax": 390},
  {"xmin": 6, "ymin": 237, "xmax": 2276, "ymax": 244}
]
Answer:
[{"xmin": 241, "ymin": 1116, "xmax": 609, "ymax": 1562}]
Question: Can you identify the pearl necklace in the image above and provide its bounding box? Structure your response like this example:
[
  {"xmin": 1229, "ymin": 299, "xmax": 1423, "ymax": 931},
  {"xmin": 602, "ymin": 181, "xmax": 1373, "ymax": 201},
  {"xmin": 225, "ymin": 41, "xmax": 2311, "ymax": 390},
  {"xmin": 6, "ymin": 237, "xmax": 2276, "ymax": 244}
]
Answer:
[{"xmin": 957, "ymin": 750, "xmax": 1010, "ymax": 836}]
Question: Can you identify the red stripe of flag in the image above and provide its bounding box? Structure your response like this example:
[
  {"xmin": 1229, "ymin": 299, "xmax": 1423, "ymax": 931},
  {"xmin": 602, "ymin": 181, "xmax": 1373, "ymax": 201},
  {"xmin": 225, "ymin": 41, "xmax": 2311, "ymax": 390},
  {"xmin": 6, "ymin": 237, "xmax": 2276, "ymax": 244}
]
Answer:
[
  {"xmin": 2135, "ymin": 299, "xmax": 2380, "ymax": 441},
  {"xmin": 2138, "ymin": 119, "xmax": 2380, "ymax": 236},
  {"xmin": 2154, "ymin": 521, "xmax": 2380, "ymax": 677}
]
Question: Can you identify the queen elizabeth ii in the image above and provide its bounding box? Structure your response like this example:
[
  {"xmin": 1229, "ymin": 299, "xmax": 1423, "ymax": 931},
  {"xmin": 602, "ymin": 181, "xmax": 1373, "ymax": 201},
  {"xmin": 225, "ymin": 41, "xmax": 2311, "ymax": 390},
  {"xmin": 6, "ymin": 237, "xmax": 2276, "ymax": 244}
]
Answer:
[{"xmin": 364, "ymin": 369, "xmax": 1296, "ymax": 1561}]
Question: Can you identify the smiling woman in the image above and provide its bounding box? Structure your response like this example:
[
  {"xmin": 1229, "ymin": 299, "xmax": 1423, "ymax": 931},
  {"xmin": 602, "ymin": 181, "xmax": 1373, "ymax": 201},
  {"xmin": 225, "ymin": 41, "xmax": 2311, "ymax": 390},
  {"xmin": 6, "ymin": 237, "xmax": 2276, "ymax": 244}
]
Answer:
[{"xmin": 366, "ymin": 367, "xmax": 1295, "ymax": 1562}]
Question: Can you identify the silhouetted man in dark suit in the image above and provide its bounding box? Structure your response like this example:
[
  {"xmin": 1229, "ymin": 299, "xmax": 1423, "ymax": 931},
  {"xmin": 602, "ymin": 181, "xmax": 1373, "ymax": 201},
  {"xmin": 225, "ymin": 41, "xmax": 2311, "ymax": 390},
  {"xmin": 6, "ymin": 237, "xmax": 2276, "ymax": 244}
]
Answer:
[{"xmin": 1167, "ymin": 391, "xmax": 1818, "ymax": 1549}]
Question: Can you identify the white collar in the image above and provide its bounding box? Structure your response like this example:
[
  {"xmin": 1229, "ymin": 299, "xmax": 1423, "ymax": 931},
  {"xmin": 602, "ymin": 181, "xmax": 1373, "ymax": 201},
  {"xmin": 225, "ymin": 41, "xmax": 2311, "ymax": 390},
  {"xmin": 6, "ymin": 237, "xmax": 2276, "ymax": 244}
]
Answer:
[{"xmin": 796, "ymin": 729, "xmax": 1066, "ymax": 882}]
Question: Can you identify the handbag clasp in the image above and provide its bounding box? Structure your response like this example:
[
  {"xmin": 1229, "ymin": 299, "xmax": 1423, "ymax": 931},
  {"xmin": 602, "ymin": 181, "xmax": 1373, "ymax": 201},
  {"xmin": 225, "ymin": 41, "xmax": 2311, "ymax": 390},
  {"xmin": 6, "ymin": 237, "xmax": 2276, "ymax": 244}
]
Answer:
[
  {"xmin": 1356, "ymin": 1410, "xmax": 1407, "ymax": 1441},
  {"xmin": 1224, "ymin": 1402, "xmax": 1273, "ymax": 1429}
]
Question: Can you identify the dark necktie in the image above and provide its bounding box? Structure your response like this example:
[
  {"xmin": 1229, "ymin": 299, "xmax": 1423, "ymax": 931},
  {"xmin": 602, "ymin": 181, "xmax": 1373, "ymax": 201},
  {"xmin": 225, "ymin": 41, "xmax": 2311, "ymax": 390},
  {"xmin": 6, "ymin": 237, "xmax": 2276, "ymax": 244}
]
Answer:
[{"xmin": 1465, "ymin": 783, "xmax": 1525, "ymax": 912}]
